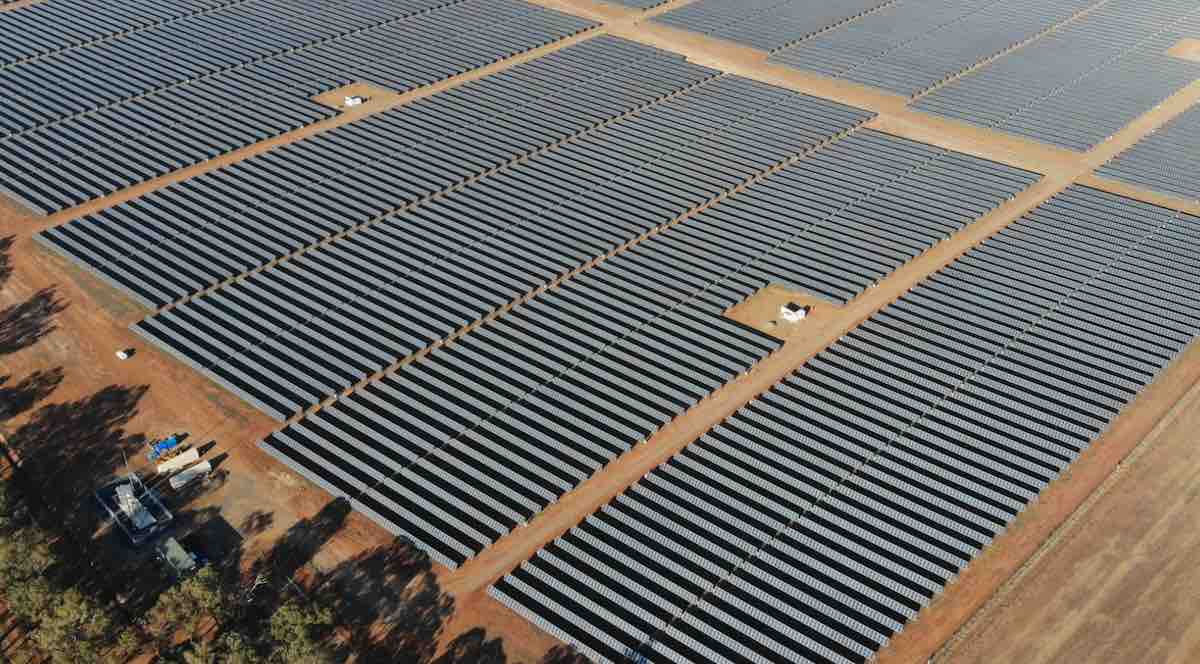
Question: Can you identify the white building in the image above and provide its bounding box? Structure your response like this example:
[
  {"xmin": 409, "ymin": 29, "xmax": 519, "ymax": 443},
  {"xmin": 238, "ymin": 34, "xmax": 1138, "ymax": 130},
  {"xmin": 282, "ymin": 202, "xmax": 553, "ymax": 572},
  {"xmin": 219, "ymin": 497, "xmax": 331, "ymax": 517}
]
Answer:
[{"xmin": 780, "ymin": 302, "xmax": 810, "ymax": 323}]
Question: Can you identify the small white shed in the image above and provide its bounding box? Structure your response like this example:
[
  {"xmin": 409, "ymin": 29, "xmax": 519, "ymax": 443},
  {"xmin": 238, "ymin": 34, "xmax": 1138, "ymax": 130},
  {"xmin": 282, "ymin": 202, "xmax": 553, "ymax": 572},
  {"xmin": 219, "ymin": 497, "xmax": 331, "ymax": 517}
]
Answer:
[{"xmin": 780, "ymin": 302, "xmax": 810, "ymax": 323}]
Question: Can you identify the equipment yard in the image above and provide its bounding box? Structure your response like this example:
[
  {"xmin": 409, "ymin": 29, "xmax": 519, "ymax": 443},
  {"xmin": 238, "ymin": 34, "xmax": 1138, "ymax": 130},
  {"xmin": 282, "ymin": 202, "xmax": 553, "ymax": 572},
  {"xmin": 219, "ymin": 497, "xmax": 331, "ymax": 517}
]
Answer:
[{"xmin": 3, "ymin": 0, "xmax": 1200, "ymax": 662}]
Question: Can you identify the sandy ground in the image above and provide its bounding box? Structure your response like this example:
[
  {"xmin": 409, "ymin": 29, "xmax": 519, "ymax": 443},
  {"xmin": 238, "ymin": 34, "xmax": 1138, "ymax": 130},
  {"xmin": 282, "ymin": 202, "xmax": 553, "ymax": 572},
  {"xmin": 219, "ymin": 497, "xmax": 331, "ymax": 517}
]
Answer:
[
  {"xmin": 1167, "ymin": 38, "xmax": 1200, "ymax": 62},
  {"xmin": 0, "ymin": 0, "xmax": 44, "ymax": 13},
  {"xmin": 311, "ymin": 83, "xmax": 403, "ymax": 111},
  {"xmin": 724, "ymin": 285, "xmax": 841, "ymax": 340}
]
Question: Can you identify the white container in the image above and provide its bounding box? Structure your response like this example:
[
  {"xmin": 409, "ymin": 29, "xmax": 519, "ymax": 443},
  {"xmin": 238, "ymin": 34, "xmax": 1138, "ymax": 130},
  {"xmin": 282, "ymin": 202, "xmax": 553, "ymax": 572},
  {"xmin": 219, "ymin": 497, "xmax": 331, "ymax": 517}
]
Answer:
[
  {"xmin": 157, "ymin": 448, "xmax": 200, "ymax": 474},
  {"xmin": 170, "ymin": 461, "xmax": 212, "ymax": 490}
]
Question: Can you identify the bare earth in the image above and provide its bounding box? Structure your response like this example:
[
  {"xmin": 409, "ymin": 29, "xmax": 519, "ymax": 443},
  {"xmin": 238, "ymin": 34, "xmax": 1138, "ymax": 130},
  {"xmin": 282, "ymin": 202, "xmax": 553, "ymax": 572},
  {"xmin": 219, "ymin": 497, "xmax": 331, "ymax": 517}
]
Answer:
[
  {"xmin": 1167, "ymin": 38, "xmax": 1200, "ymax": 63},
  {"xmin": 724, "ymin": 285, "xmax": 842, "ymax": 340}
]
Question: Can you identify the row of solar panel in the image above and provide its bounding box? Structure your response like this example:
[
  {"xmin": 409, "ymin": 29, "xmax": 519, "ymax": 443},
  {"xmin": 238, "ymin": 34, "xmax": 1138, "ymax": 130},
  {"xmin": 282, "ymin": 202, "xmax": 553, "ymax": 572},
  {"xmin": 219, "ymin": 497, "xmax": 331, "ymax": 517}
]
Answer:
[
  {"xmin": 0, "ymin": 0, "xmax": 449, "ymax": 132},
  {"xmin": 0, "ymin": 0, "xmax": 236, "ymax": 65},
  {"xmin": 915, "ymin": 0, "xmax": 1200, "ymax": 150},
  {"xmin": 678, "ymin": 130, "xmax": 1039, "ymax": 304},
  {"xmin": 769, "ymin": 0, "xmax": 1096, "ymax": 97},
  {"xmin": 2, "ymin": 0, "xmax": 595, "ymax": 213},
  {"xmin": 37, "ymin": 37, "xmax": 716, "ymax": 297},
  {"xmin": 0, "ymin": 80, "xmax": 337, "ymax": 214},
  {"xmin": 492, "ymin": 186, "xmax": 1200, "ymax": 663},
  {"xmin": 606, "ymin": 0, "xmax": 669, "ymax": 9},
  {"xmin": 252, "ymin": 127, "xmax": 1034, "ymax": 569},
  {"xmin": 1098, "ymin": 103, "xmax": 1200, "ymax": 201},
  {"xmin": 262, "ymin": 288, "xmax": 781, "ymax": 568},
  {"xmin": 129, "ymin": 76, "xmax": 872, "ymax": 420},
  {"xmin": 653, "ymin": 0, "xmax": 889, "ymax": 52}
]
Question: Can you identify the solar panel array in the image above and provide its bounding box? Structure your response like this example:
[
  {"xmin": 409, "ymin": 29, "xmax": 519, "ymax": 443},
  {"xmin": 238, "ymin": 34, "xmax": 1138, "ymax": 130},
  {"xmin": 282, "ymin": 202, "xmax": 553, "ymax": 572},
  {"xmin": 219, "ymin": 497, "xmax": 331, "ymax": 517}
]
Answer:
[
  {"xmin": 0, "ymin": 0, "xmax": 235, "ymax": 64},
  {"xmin": 915, "ymin": 0, "xmax": 1200, "ymax": 150},
  {"xmin": 653, "ymin": 0, "xmax": 889, "ymax": 51},
  {"xmin": 254, "ymin": 128, "xmax": 1034, "ymax": 569},
  {"xmin": 36, "ymin": 37, "xmax": 715, "ymax": 306},
  {"xmin": 769, "ymin": 0, "xmax": 1095, "ymax": 97},
  {"xmin": 132, "ymin": 76, "xmax": 873, "ymax": 420},
  {"xmin": 1097, "ymin": 104, "xmax": 1200, "ymax": 201},
  {"xmin": 0, "ymin": 0, "xmax": 595, "ymax": 214},
  {"xmin": 493, "ymin": 185, "xmax": 1200, "ymax": 663},
  {"xmin": 688, "ymin": 130, "xmax": 1039, "ymax": 304},
  {"xmin": 606, "ymin": 0, "xmax": 669, "ymax": 9}
]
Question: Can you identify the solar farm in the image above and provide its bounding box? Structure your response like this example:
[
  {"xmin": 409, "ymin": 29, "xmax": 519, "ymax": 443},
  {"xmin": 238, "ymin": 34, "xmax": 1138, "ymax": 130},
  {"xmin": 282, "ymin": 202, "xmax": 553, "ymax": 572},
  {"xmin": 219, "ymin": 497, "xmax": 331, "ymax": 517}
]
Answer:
[{"xmin": 3, "ymin": 0, "xmax": 1200, "ymax": 662}]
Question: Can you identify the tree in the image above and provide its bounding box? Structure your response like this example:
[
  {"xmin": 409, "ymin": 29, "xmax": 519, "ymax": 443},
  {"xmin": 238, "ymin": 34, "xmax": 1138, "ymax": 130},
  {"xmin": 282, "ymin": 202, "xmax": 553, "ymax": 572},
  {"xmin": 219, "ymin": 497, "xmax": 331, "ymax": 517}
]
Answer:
[
  {"xmin": 0, "ymin": 479, "xmax": 27, "ymax": 531},
  {"xmin": 0, "ymin": 527, "xmax": 56, "ymax": 583},
  {"xmin": 147, "ymin": 566, "xmax": 229, "ymax": 648},
  {"xmin": 268, "ymin": 600, "xmax": 332, "ymax": 664},
  {"xmin": 30, "ymin": 589, "xmax": 113, "ymax": 664},
  {"xmin": 180, "ymin": 639, "xmax": 218, "ymax": 664},
  {"xmin": 219, "ymin": 631, "xmax": 263, "ymax": 664},
  {"xmin": 108, "ymin": 629, "xmax": 144, "ymax": 663},
  {"xmin": 6, "ymin": 575, "xmax": 55, "ymax": 621},
  {"xmin": 0, "ymin": 527, "xmax": 58, "ymax": 621}
]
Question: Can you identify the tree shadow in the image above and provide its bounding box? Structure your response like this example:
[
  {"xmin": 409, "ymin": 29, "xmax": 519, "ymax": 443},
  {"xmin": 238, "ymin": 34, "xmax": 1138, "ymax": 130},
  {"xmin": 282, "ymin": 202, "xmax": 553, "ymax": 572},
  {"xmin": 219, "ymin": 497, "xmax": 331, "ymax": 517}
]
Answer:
[
  {"xmin": 239, "ymin": 510, "xmax": 275, "ymax": 538},
  {"xmin": 0, "ymin": 235, "xmax": 12, "ymax": 289},
  {"xmin": 3, "ymin": 384, "xmax": 149, "ymax": 538},
  {"xmin": 0, "ymin": 367, "xmax": 64, "ymax": 421},
  {"xmin": 315, "ymin": 536, "xmax": 453, "ymax": 664},
  {"xmin": 432, "ymin": 627, "xmax": 506, "ymax": 664},
  {"xmin": 249, "ymin": 498, "xmax": 351, "ymax": 609},
  {"xmin": 539, "ymin": 645, "xmax": 590, "ymax": 664},
  {"xmin": 0, "ymin": 286, "xmax": 68, "ymax": 356}
]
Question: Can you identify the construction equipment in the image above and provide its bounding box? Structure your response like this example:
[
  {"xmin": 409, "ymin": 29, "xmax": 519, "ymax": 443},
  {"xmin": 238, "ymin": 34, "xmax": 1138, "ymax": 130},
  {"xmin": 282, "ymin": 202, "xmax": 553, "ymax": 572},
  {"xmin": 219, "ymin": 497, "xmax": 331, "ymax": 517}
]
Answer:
[
  {"xmin": 146, "ymin": 435, "xmax": 184, "ymax": 462},
  {"xmin": 157, "ymin": 537, "xmax": 201, "ymax": 577},
  {"xmin": 95, "ymin": 474, "xmax": 172, "ymax": 545}
]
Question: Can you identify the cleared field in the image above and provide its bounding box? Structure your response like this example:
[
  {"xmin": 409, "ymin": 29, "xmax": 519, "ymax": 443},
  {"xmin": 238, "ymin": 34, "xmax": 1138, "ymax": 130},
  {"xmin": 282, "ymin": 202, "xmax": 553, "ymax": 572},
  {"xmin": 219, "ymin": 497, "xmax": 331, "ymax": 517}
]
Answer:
[
  {"xmin": 0, "ymin": 0, "xmax": 594, "ymax": 214},
  {"xmin": 494, "ymin": 185, "xmax": 1200, "ymax": 663},
  {"xmin": 1096, "ymin": 104, "xmax": 1200, "ymax": 201},
  {"xmin": 914, "ymin": 0, "xmax": 1200, "ymax": 150}
]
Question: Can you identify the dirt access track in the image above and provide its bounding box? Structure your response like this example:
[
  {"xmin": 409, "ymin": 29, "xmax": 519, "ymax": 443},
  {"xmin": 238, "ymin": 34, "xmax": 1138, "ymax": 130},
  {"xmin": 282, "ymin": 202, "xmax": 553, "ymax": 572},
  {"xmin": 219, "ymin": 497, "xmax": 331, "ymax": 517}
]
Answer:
[{"xmin": 4, "ymin": 0, "xmax": 1200, "ymax": 661}]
